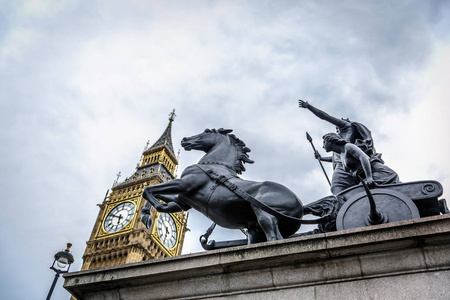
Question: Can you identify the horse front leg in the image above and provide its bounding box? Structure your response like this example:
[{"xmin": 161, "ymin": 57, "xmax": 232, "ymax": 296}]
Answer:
[
  {"xmin": 142, "ymin": 179, "xmax": 189, "ymax": 212},
  {"xmin": 141, "ymin": 167, "xmax": 205, "ymax": 228},
  {"xmin": 142, "ymin": 170, "xmax": 203, "ymax": 212},
  {"xmin": 141, "ymin": 179, "xmax": 192, "ymax": 229},
  {"xmin": 141, "ymin": 195, "xmax": 187, "ymax": 229}
]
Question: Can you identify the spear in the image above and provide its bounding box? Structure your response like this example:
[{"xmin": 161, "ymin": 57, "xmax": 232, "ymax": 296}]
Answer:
[{"xmin": 306, "ymin": 132, "xmax": 331, "ymax": 186}]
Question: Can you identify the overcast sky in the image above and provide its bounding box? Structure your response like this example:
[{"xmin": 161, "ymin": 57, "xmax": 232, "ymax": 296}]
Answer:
[{"xmin": 1, "ymin": 1, "xmax": 450, "ymax": 299}]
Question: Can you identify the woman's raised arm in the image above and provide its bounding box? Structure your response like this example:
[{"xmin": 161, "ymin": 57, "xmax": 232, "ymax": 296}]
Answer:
[{"xmin": 298, "ymin": 99, "xmax": 347, "ymax": 128}]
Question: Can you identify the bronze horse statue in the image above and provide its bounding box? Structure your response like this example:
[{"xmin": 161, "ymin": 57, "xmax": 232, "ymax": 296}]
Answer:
[{"xmin": 141, "ymin": 128, "xmax": 306, "ymax": 244}]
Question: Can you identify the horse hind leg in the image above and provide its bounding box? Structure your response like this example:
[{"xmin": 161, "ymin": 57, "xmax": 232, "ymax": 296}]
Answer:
[
  {"xmin": 247, "ymin": 224, "xmax": 266, "ymax": 244},
  {"xmin": 251, "ymin": 204, "xmax": 283, "ymax": 241}
]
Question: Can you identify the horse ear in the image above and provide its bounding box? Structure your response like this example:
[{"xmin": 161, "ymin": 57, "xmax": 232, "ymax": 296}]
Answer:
[
  {"xmin": 218, "ymin": 128, "xmax": 233, "ymax": 134},
  {"xmin": 242, "ymin": 157, "xmax": 254, "ymax": 164}
]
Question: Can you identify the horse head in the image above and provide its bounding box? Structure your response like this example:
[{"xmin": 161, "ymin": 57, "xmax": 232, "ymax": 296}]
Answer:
[
  {"xmin": 181, "ymin": 128, "xmax": 232, "ymax": 152},
  {"xmin": 181, "ymin": 128, "xmax": 254, "ymax": 174}
]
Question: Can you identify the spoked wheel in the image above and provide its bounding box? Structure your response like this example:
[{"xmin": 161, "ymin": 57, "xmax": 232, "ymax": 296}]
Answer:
[{"xmin": 336, "ymin": 189, "xmax": 420, "ymax": 231}]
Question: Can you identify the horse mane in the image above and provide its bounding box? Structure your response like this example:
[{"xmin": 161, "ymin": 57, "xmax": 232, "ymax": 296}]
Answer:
[{"xmin": 212, "ymin": 128, "xmax": 254, "ymax": 174}]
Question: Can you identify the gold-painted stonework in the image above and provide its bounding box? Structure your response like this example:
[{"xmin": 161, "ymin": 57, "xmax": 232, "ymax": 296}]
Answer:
[
  {"xmin": 80, "ymin": 111, "xmax": 188, "ymax": 272},
  {"xmin": 150, "ymin": 211, "xmax": 186, "ymax": 257}
]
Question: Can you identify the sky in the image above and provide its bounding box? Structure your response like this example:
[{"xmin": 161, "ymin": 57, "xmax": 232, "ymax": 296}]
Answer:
[{"xmin": 1, "ymin": 0, "xmax": 450, "ymax": 299}]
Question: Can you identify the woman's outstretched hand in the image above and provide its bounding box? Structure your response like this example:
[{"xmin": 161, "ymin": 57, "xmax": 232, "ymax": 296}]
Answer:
[{"xmin": 298, "ymin": 99, "xmax": 309, "ymax": 108}]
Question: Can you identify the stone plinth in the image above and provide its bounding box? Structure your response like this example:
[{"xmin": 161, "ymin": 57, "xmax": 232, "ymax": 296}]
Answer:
[{"xmin": 64, "ymin": 214, "xmax": 450, "ymax": 300}]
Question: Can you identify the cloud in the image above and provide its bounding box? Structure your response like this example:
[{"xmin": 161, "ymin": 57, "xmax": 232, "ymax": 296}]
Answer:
[
  {"xmin": 1, "ymin": 1, "xmax": 450, "ymax": 299},
  {"xmin": 377, "ymin": 41, "xmax": 450, "ymax": 186}
]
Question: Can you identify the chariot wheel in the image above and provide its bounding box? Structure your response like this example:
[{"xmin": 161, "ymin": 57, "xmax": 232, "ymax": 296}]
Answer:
[{"xmin": 336, "ymin": 188, "xmax": 420, "ymax": 230}]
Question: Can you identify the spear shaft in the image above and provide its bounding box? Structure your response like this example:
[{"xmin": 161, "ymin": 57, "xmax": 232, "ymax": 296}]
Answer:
[{"xmin": 306, "ymin": 132, "xmax": 331, "ymax": 186}]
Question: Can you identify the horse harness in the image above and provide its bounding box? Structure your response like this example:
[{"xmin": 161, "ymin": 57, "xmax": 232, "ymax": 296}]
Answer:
[{"xmin": 196, "ymin": 164, "xmax": 330, "ymax": 224}]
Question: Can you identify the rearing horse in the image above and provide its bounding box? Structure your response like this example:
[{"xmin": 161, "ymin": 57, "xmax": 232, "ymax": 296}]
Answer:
[{"xmin": 142, "ymin": 128, "xmax": 304, "ymax": 244}]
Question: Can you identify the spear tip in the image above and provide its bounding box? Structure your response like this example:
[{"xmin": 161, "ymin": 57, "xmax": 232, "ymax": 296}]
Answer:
[{"xmin": 306, "ymin": 132, "xmax": 312, "ymax": 142}]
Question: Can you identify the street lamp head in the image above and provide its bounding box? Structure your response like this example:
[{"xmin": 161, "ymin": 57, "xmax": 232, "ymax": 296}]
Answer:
[
  {"xmin": 51, "ymin": 243, "xmax": 74, "ymax": 273},
  {"xmin": 47, "ymin": 243, "xmax": 74, "ymax": 300}
]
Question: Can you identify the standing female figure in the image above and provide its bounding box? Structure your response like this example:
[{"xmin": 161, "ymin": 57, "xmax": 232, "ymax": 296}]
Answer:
[{"xmin": 299, "ymin": 100, "xmax": 384, "ymax": 194}]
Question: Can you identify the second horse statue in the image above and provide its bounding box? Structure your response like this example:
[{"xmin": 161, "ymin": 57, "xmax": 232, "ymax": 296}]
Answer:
[{"xmin": 141, "ymin": 128, "xmax": 305, "ymax": 244}]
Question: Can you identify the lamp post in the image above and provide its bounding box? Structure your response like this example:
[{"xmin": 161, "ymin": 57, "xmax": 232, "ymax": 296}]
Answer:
[{"xmin": 46, "ymin": 243, "xmax": 74, "ymax": 300}]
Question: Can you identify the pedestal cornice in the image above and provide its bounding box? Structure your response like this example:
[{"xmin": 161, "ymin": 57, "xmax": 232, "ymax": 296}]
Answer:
[{"xmin": 65, "ymin": 214, "xmax": 450, "ymax": 300}]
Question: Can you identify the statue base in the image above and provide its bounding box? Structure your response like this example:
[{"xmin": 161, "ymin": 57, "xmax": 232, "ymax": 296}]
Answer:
[{"xmin": 65, "ymin": 214, "xmax": 450, "ymax": 300}]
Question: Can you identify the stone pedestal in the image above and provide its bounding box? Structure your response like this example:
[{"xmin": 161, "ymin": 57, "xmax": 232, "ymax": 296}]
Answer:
[{"xmin": 64, "ymin": 214, "xmax": 450, "ymax": 300}]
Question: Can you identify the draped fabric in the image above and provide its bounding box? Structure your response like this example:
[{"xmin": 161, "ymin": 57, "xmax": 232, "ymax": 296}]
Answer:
[
  {"xmin": 330, "ymin": 154, "xmax": 400, "ymax": 195},
  {"xmin": 353, "ymin": 155, "xmax": 401, "ymax": 185},
  {"xmin": 303, "ymin": 195, "xmax": 346, "ymax": 233},
  {"xmin": 351, "ymin": 121, "xmax": 376, "ymax": 156}
]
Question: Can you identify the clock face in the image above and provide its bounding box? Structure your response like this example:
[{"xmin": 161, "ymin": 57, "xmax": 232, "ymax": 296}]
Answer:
[
  {"xmin": 157, "ymin": 213, "xmax": 178, "ymax": 249},
  {"xmin": 104, "ymin": 202, "xmax": 136, "ymax": 233}
]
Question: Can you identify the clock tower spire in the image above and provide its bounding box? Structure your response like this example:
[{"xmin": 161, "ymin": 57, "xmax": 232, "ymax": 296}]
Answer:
[
  {"xmin": 80, "ymin": 110, "xmax": 188, "ymax": 271},
  {"xmin": 137, "ymin": 109, "xmax": 178, "ymax": 180}
]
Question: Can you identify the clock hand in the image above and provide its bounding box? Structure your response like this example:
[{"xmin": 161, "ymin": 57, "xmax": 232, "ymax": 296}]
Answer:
[
  {"xmin": 165, "ymin": 225, "xmax": 170, "ymax": 237},
  {"xmin": 113, "ymin": 214, "xmax": 124, "ymax": 224}
]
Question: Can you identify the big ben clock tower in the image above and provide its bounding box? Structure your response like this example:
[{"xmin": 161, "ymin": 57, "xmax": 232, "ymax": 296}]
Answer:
[{"xmin": 80, "ymin": 110, "xmax": 188, "ymax": 271}]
